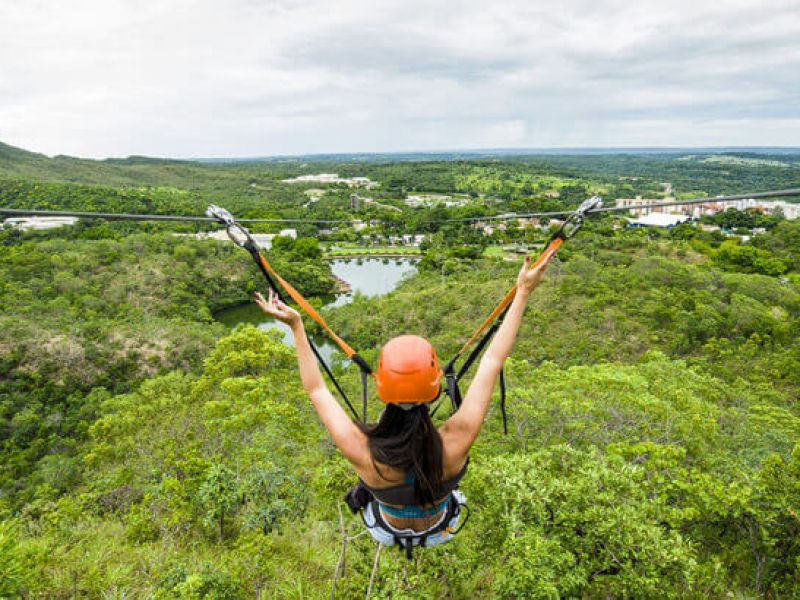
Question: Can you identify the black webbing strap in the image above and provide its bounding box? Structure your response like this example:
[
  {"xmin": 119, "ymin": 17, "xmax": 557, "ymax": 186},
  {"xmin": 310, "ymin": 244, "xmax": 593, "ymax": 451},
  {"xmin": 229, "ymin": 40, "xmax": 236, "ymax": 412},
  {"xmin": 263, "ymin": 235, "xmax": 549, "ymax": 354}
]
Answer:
[
  {"xmin": 499, "ymin": 367, "xmax": 507, "ymax": 434},
  {"xmin": 443, "ymin": 359, "xmax": 461, "ymax": 411},
  {"xmin": 456, "ymin": 305, "xmax": 510, "ymax": 381},
  {"xmin": 360, "ymin": 368, "xmax": 369, "ymax": 422},
  {"xmin": 430, "ymin": 197, "xmax": 604, "ymax": 430},
  {"xmin": 433, "ymin": 305, "xmax": 511, "ymax": 430},
  {"xmin": 308, "ymin": 341, "xmax": 361, "ymax": 422},
  {"xmin": 244, "ymin": 244, "xmax": 363, "ymax": 423}
]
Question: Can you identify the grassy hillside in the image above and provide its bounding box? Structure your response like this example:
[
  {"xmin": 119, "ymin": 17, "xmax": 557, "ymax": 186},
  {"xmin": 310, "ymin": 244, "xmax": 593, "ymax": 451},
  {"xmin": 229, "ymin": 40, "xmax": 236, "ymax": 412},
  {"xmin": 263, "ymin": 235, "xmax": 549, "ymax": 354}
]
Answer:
[
  {"xmin": 2, "ymin": 141, "xmax": 800, "ymax": 597},
  {"xmin": 3, "ymin": 245, "xmax": 800, "ymax": 596},
  {"xmin": 0, "ymin": 226, "xmax": 335, "ymax": 508}
]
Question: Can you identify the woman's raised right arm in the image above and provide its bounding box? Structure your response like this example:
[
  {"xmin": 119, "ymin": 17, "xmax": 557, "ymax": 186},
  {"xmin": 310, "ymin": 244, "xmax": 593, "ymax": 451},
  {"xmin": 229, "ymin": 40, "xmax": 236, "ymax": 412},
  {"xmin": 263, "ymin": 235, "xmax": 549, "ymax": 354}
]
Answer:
[{"xmin": 439, "ymin": 251, "xmax": 556, "ymax": 458}]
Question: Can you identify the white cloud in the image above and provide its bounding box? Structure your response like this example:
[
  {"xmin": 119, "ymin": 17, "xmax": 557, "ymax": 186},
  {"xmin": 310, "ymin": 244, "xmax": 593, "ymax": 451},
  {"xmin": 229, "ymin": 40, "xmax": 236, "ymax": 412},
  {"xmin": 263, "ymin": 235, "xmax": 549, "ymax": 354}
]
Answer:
[{"xmin": 0, "ymin": 0, "xmax": 798, "ymax": 157}]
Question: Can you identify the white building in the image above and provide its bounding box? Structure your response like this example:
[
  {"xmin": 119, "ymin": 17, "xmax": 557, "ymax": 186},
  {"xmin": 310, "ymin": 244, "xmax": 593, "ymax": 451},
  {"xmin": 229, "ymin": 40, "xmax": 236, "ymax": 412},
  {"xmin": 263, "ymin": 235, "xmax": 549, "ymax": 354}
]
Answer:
[
  {"xmin": 282, "ymin": 173, "xmax": 378, "ymax": 188},
  {"xmin": 616, "ymin": 195, "xmax": 800, "ymax": 221},
  {"xmin": 627, "ymin": 213, "xmax": 690, "ymax": 228},
  {"xmin": 3, "ymin": 216, "xmax": 79, "ymax": 231},
  {"xmin": 770, "ymin": 201, "xmax": 800, "ymax": 220},
  {"xmin": 405, "ymin": 193, "xmax": 455, "ymax": 207}
]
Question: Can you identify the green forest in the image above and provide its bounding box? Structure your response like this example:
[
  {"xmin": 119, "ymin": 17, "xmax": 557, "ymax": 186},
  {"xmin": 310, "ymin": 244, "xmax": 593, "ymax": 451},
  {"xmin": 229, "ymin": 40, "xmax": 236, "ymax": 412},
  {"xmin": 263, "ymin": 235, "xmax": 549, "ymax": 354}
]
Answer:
[{"xmin": 1, "ymin": 140, "xmax": 800, "ymax": 598}]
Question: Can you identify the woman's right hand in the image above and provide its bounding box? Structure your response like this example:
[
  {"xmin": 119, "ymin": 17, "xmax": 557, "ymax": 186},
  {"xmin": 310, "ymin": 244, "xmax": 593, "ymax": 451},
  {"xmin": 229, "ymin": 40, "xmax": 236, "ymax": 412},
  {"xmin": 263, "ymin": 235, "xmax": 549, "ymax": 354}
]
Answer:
[
  {"xmin": 516, "ymin": 248, "xmax": 557, "ymax": 295},
  {"xmin": 254, "ymin": 289, "xmax": 302, "ymax": 327}
]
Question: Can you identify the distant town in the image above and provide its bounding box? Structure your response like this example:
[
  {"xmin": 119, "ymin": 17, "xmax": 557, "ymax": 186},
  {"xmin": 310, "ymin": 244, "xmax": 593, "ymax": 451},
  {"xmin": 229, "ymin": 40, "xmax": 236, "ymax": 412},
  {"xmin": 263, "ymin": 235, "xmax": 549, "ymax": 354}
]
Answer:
[{"xmin": 3, "ymin": 174, "xmax": 797, "ymax": 246}]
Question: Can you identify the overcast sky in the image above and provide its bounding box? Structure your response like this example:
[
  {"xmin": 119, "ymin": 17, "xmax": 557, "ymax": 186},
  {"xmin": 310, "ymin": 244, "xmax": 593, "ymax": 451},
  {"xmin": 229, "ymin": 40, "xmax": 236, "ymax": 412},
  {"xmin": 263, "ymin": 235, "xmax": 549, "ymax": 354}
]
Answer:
[{"xmin": 1, "ymin": 0, "xmax": 799, "ymax": 158}]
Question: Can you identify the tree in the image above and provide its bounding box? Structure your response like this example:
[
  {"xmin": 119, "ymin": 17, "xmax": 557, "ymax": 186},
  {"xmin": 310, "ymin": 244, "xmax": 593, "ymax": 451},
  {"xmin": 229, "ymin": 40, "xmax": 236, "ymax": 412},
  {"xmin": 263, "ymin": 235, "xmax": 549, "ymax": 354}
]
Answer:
[
  {"xmin": 198, "ymin": 463, "xmax": 238, "ymax": 542},
  {"xmin": 713, "ymin": 241, "xmax": 789, "ymax": 276},
  {"xmin": 291, "ymin": 237, "xmax": 322, "ymax": 259}
]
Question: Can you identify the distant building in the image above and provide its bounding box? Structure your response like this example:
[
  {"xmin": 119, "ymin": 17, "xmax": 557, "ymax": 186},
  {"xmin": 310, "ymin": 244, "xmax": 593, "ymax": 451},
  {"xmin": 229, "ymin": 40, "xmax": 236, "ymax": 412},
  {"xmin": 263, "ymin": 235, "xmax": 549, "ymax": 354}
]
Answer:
[
  {"xmin": 251, "ymin": 234, "xmax": 276, "ymax": 249},
  {"xmin": 179, "ymin": 230, "xmax": 283, "ymax": 249},
  {"xmin": 404, "ymin": 193, "xmax": 469, "ymax": 208},
  {"xmin": 770, "ymin": 201, "xmax": 800, "ymax": 219},
  {"xmin": 616, "ymin": 196, "xmax": 676, "ymax": 215},
  {"xmin": 279, "ymin": 228, "xmax": 298, "ymax": 239},
  {"xmin": 402, "ymin": 234, "xmax": 426, "ymax": 246},
  {"xmin": 626, "ymin": 213, "xmax": 690, "ymax": 228},
  {"xmin": 282, "ymin": 173, "xmax": 378, "ymax": 188},
  {"xmin": 3, "ymin": 216, "xmax": 78, "ymax": 231},
  {"xmin": 477, "ymin": 223, "xmax": 507, "ymax": 236},
  {"xmin": 617, "ymin": 196, "xmax": 717, "ymax": 217},
  {"xmin": 405, "ymin": 193, "xmax": 451, "ymax": 207},
  {"xmin": 616, "ymin": 195, "xmax": 800, "ymax": 220}
]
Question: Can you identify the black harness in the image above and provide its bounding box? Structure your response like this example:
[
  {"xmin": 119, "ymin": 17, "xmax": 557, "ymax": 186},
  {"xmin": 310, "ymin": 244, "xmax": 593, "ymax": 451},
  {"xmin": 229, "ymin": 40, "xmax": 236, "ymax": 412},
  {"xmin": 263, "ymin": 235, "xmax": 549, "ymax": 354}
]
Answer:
[{"xmin": 345, "ymin": 483, "xmax": 470, "ymax": 560}]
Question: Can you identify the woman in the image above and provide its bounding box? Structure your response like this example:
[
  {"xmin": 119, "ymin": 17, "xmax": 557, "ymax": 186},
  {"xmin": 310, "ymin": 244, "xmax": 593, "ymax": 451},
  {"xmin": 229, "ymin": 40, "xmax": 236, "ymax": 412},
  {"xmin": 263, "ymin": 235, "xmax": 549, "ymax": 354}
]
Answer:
[{"xmin": 255, "ymin": 252, "xmax": 555, "ymax": 552}]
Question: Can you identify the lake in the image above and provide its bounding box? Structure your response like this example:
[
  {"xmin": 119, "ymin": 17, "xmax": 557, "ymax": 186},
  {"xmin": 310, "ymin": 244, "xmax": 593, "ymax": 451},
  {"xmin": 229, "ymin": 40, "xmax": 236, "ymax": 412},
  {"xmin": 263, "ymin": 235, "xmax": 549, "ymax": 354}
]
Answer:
[{"xmin": 215, "ymin": 258, "xmax": 418, "ymax": 360}]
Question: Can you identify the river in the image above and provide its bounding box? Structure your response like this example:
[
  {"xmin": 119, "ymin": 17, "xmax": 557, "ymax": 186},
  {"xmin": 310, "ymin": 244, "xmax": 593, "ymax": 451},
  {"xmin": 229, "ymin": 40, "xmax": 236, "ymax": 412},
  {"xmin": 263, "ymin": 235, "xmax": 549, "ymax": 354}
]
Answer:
[{"xmin": 215, "ymin": 258, "xmax": 418, "ymax": 361}]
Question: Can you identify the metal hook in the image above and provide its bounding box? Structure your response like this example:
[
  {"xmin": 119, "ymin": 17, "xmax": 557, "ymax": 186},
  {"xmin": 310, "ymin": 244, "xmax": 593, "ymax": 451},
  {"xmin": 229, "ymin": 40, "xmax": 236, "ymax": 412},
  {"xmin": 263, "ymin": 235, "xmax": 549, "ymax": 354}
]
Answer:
[
  {"xmin": 561, "ymin": 195, "xmax": 603, "ymax": 239},
  {"xmin": 206, "ymin": 204, "xmax": 258, "ymax": 249}
]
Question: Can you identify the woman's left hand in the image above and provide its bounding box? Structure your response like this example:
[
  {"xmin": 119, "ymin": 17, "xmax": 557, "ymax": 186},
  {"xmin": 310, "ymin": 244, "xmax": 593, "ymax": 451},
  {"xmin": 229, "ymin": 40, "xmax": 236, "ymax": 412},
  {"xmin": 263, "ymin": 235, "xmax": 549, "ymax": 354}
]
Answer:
[
  {"xmin": 254, "ymin": 289, "xmax": 302, "ymax": 327},
  {"xmin": 517, "ymin": 248, "xmax": 556, "ymax": 295}
]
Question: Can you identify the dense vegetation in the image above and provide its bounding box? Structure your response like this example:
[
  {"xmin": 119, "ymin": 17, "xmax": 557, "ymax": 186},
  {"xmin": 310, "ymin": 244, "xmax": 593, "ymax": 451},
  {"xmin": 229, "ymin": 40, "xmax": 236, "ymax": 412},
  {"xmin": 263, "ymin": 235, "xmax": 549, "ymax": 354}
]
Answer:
[
  {"xmin": 0, "ymin": 225, "xmax": 334, "ymax": 509},
  {"xmin": 3, "ymin": 140, "xmax": 799, "ymax": 234},
  {"xmin": 1, "ymin": 141, "xmax": 800, "ymax": 598}
]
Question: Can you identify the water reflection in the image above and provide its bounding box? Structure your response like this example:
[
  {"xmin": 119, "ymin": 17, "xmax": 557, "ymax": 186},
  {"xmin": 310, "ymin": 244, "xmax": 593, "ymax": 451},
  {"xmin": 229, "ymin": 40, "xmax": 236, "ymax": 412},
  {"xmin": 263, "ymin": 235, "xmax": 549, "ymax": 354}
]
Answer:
[
  {"xmin": 216, "ymin": 258, "xmax": 418, "ymax": 361},
  {"xmin": 327, "ymin": 258, "xmax": 417, "ymax": 308}
]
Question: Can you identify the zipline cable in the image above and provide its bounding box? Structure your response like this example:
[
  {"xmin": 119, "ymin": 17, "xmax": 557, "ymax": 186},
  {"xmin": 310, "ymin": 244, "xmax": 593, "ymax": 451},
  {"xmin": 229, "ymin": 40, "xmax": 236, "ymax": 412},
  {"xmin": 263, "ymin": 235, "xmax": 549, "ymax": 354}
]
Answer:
[
  {"xmin": 2, "ymin": 187, "xmax": 799, "ymax": 226},
  {"xmin": 0, "ymin": 207, "xmax": 349, "ymax": 224},
  {"xmin": 439, "ymin": 188, "xmax": 800, "ymax": 222}
]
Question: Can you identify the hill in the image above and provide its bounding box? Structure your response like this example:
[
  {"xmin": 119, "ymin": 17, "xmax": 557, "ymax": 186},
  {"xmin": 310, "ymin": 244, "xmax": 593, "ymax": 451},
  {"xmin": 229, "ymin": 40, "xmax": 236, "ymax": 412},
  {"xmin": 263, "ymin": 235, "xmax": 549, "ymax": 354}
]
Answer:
[
  {"xmin": 3, "ymin": 242, "xmax": 800, "ymax": 597},
  {"xmin": 1, "ymin": 140, "xmax": 800, "ymax": 597},
  {"xmin": 0, "ymin": 141, "xmax": 48, "ymax": 161}
]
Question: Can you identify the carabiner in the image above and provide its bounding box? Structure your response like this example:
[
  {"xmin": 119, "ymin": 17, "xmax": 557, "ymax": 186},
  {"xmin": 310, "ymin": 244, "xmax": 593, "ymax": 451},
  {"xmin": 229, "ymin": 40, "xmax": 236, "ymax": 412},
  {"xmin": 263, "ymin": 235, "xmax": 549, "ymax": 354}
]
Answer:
[
  {"xmin": 206, "ymin": 204, "xmax": 257, "ymax": 249},
  {"xmin": 560, "ymin": 195, "xmax": 602, "ymax": 239}
]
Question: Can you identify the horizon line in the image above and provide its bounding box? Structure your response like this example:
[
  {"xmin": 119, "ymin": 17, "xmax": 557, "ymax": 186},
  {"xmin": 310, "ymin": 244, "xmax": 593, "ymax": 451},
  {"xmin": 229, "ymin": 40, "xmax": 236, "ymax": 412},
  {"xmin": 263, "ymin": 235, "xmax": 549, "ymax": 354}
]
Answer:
[{"xmin": 5, "ymin": 139, "xmax": 800, "ymax": 162}]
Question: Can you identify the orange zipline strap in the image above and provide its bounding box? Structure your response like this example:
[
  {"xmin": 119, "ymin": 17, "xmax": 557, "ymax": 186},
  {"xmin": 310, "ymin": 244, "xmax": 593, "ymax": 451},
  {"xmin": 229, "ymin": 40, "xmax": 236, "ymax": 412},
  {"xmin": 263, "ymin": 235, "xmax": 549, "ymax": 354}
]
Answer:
[
  {"xmin": 438, "ymin": 195, "xmax": 602, "ymax": 423},
  {"xmin": 255, "ymin": 252, "xmax": 359, "ymax": 359},
  {"xmin": 206, "ymin": 204, "xmax": 372, "ymax": 422},
  {"xmin": 455, "ymin": 236, "xmax": 563, "ymax": 357},
  {"xmin": 453, "ymin": 195, "xmax": 601, "ymax": 359}
]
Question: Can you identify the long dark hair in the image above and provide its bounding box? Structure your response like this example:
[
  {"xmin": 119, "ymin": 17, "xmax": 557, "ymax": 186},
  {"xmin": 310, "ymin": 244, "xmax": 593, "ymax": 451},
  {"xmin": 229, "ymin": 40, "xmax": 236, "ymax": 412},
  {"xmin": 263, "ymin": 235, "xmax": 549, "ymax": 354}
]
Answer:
[{"xmin": 362, "ymin": 403, "xmax": 444, "ymax": 506}]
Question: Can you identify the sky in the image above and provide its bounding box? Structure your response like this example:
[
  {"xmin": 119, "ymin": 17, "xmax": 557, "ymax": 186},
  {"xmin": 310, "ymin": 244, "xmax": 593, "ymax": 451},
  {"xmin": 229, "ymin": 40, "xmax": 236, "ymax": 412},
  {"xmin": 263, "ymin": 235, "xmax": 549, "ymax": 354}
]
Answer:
[{"xmin": 1, "ymin": 0, "xmax": 799, "ymax": 158}]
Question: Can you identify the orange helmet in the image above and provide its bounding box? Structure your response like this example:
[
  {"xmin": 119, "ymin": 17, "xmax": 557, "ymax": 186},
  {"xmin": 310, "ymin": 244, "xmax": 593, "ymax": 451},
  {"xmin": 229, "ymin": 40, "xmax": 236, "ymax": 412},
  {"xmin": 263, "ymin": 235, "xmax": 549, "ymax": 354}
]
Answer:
[{"xmin": 375, "ymin": 335, "xmax": 441, "ymax": 405}]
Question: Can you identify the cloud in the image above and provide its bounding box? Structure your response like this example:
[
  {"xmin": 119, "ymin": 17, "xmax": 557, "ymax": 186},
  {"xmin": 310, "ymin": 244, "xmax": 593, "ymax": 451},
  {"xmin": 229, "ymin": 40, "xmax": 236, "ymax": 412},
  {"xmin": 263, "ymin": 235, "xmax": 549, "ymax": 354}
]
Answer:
[{"xmin": 0, "ymin": 0, "xmax": 798, "ymax": 157}]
